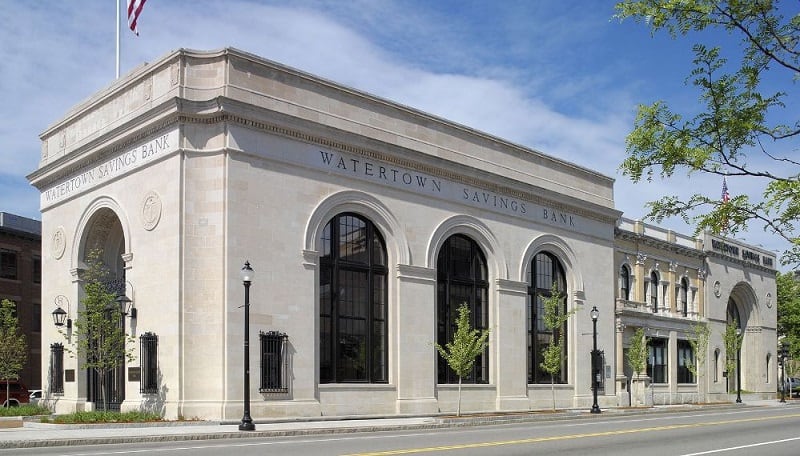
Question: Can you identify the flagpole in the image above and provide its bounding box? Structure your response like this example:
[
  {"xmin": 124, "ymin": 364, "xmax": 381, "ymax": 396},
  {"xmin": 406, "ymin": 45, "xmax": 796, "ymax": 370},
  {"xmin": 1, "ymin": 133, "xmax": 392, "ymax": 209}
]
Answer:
[{"xmin": 116, "ymin": 0, "xmax": 121, "ymax": 79}]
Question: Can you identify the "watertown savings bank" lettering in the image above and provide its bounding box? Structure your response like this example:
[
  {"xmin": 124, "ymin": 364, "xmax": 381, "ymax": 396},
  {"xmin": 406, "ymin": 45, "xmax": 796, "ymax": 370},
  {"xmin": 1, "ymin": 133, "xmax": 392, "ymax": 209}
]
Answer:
[
  {"xmin": 42, "ymin": 132, "xmax": 176, "ymax": 208},
  {"xmin": 317, "ymin": 149, "xmax": 577, "ymax": 230}
]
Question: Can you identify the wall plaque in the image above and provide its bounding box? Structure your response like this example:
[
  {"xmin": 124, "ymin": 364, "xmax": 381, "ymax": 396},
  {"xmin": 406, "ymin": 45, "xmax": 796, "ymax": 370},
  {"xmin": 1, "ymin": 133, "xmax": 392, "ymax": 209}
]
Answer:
[
  {"xmin": 65, "ymin": 369, "xmax": 75, "ymax": 382},
  {"xmin": 128, "ymin": 367, "xmax": 141, "ymax": 382}
]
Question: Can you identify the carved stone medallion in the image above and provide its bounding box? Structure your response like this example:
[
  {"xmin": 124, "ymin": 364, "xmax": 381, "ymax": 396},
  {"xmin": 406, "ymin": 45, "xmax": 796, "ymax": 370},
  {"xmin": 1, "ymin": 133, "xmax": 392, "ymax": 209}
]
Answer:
[
  {"xmin": 141, "ymin": 191, "xmax": 162, "ymax": 231},
  {"xmin": 51, "ymin": 227, "xmax": 66, "ymax": 260}
]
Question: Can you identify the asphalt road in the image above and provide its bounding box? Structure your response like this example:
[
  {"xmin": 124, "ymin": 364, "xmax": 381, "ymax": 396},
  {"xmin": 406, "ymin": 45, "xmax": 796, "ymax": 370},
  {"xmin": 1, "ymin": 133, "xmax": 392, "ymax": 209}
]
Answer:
[{"xmin": 7, "ymin": 407, "xmax": 800, "ymax": 456}]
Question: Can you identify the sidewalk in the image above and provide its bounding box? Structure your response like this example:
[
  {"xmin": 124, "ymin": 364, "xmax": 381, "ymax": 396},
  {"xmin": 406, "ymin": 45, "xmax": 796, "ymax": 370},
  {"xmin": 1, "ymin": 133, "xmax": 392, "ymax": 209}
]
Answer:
[{"xmin": 0, "ymin": 400, "xmax": 794, "ymax": 449}]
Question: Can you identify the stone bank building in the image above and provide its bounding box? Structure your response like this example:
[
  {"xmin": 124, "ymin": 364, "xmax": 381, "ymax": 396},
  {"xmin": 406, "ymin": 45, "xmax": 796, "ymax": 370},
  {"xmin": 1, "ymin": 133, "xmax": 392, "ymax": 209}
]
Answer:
[{"xmin": 28, "ymin": 48, "xmax": 777, "ymax": 420}]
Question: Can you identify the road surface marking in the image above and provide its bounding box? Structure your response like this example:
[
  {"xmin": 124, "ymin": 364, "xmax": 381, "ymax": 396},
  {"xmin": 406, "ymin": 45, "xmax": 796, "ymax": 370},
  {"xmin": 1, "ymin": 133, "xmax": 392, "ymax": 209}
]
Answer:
[{"xmin": 343, "ymin": 412, "xmax": 800, "ymax": 455}]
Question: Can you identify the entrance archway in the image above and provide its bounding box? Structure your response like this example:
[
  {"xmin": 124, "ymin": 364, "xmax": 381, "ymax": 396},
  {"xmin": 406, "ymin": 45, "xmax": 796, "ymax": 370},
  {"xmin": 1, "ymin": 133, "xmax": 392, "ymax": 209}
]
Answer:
[
  {"xmin": 78, "ymin": 207, "xmax": 128, "ymax": 411},
  {"xmin": 726, "ymin": 283, "xmax": 757, "ymax": 395}
]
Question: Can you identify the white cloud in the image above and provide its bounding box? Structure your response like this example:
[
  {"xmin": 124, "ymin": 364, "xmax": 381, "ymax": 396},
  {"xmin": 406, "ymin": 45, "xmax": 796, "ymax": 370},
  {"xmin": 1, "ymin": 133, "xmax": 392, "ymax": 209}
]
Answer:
[{"xmin": 0, "ymin": 1, "xmax": 790, "ymax": 262}]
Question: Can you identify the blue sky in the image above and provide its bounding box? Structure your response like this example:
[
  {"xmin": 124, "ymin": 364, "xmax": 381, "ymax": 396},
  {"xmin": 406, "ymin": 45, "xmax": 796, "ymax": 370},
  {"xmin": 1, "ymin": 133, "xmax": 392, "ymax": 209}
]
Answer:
[{"xmin": 0, "ymin": 1, "xmax": 794, "ymax": 263}]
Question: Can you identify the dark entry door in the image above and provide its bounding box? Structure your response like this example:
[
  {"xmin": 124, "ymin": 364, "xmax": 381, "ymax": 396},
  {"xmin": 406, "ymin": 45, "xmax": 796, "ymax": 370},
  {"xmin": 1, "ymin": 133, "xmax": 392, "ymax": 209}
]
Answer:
[{"xmin": 87, "ymin": 363, "xmax": 125, "ymax": 411}]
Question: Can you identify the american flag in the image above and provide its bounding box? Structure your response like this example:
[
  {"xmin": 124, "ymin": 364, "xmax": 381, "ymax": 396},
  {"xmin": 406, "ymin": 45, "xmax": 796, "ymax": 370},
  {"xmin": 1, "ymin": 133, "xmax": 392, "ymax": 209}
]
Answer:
[
  {"xmin": 722, "ymin": 176, "xmax": 730, "ymax": 203},
  {"xmin": 127, "ymin": 0, "xmax": 147, "ymax": 35}
]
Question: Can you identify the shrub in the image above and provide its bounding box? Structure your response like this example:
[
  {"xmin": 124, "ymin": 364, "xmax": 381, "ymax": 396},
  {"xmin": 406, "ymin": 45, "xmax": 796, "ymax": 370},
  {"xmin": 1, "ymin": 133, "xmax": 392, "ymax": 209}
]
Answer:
[
  {"xmin": 0, "ymin": 404, "xmax": 50, "ymax": 416},
  {"xmin": 43, "ymin": 410, "xmax": 162, "ymax": 423}
]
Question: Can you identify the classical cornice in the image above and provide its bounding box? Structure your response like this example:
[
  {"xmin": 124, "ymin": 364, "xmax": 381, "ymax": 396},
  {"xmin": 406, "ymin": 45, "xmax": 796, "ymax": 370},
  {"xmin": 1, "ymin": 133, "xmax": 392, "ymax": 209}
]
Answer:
[
  {"xmin": 615, "ymin": 228, "xmax": 705, "ymax": 259},
  {"xmin": 31, "ymin": 92, "xmax": 622, "ymax": 226}
]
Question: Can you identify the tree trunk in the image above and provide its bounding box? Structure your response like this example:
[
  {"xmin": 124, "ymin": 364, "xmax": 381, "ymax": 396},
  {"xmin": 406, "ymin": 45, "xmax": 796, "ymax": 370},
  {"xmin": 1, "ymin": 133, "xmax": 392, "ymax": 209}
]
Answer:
[
  {"xmin": 98, "ymin": 369, "xmax": 107, "ymax": 412},
  {"xmin": 4, "ymin": 381, "xmax": 8, "ymax": 408},
  {"xmin": 551, "ymin": 375, "xmax": 556, "ymax": 410},
  {"xmin": 457, "ymin": 376, "xmax": 462, "ymax": 417}
]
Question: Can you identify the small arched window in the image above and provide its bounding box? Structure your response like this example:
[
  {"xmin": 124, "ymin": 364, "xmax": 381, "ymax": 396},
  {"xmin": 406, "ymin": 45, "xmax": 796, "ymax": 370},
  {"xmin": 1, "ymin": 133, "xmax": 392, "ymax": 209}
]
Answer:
[
  {"xmin": 650, "ymin": 271, "xmax": 659, "ymax": 313},
  {"xmin": 680, "ymin": 277, "xmax": 689, "ymax": 317},
  {"xmin": 620, "ymin": 265, "xmax": 630, "ymax": 301},
  {"xmin": 766, "ymin": 353, "xmax": 771, "ymax": 383}
]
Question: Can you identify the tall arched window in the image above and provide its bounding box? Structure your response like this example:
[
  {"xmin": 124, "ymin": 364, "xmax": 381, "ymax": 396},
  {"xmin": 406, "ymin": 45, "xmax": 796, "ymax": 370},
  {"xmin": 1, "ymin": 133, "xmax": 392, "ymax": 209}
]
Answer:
[
  {"xmin": 528, "ymin": 251, "xmax": 567, "ymax": 384},
  {"xmin": 650, "ymin": 271, "xmax": 659, "ymax": 313},
  {"xmin": 437, "ymin": 234, "xmax": 488, "ymax": 384},
  {"xmin": 680, "ymin": 278, "xmax": 689, "ymax": 317},
  {"xmin": 620, "ymin": 265, "xmax": 630, "ymax": 301},
  {"xmin": 320, "ymin": 213, "xmax": 388, "ymax": 383}
]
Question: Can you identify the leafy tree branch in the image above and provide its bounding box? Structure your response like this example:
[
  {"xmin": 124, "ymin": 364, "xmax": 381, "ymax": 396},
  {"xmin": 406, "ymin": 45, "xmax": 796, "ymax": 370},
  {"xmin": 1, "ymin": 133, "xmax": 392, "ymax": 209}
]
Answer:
[{"xmin": 615, "ymin": 0, "xmax": 800, "ymax": 266}]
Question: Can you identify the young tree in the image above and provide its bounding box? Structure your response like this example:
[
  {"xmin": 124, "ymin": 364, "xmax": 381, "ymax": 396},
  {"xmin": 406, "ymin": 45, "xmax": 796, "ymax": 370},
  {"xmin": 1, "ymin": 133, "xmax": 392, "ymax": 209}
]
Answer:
[
  {"xmin": 627, "ymin": 327, "xmax": 649, "ymax": 405},
  {"xmin": 67, "ymin": 249, "xmax": 135, "ymax": 411},
  {"xmin": 0, "ymin": 299, "xmax": 27, "ymax": 407},
  {"xmin": 538, "ymin": 285, "xmax": 574, "ymax": 410},
  {"xmin": 435, "ymin": 303, "xmax": 490, "ymax": 417},
  {"xmin": 686, "ymin": 322, "xmax": 711, "ymax": 402},
  {"xmin": 614, "ymin": 1, "xmax": 800, "ymax": 267},
  {"xmin": 723, "ymin": 322, "xmax": 743, "ymax": 394},
  {"xmin": 777, "ymin": 271, "xmax": 800, "ymax": 360}
]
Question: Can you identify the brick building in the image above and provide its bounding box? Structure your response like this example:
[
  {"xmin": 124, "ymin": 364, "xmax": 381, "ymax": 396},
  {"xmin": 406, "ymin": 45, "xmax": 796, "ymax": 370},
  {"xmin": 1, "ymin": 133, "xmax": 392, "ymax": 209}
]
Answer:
[{"xmin": 0, "ymin": 212, "xmax": 41, "ymax": 389}]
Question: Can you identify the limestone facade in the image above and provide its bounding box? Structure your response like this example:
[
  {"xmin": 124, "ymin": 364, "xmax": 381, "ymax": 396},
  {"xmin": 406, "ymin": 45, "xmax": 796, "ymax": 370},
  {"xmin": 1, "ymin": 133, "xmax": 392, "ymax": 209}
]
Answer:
[
  {"xmin": 614, "ymin": 219, "xmax": 777, "ymax": 406},
  {"xmin": 28, "ymin": 48, "xmax": 774, "ymax": 420}
]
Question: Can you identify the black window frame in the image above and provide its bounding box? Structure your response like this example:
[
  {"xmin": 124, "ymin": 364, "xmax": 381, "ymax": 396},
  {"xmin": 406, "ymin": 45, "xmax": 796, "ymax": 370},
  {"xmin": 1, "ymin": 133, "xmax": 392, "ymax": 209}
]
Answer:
[
  {"xmin": 139, "ymin": 332, "xmax": 158, "ymax": 394},
  {"xmin": 32, "ymin": 256, "xmax": 41, "ymax": 284},
  {"xmin": 650, "ymin": 271, "xmax": 659, "ymax": 313},
  {"xmin": 260, "ymin": 331, "xmax": 289, "ymax": 393},
  {"xmin": 437, "ymin": 234, "xmax": 489, "ymax": 384},
  {"xmin": 0, "ymin": 249, "xmax": 18, "ymax": 280},
  {"xmin": 50, "ymin": 342, "xmax": 64, "ymax": 394},
  {"xmin": 620, "ymin": 265, "xmax": 630, "ymax": 301},
  {"xmin": 647, "ymin": 338, "xmax": 667, "ymax": 384},
  {"xmin": 677, "ymin": 340, "xmax": 695, "ymax": 383},
  {"xmin": 319, "ymin": 213, "xmax": 388, "ymax": 384},
  {"xmin": 680, "ymin": 277, "xmax": 689, "ymax": 317},
  {"xmin": 528, "ymin": 251, "xmax": 568, "ymax": 384}
]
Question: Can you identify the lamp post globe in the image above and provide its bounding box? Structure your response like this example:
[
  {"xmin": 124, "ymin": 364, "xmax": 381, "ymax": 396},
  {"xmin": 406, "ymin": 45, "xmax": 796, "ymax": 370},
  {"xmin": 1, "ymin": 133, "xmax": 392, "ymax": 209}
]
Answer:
[
  {"xmin": 239, "ymin": 261, "xmax": 256, "ymax": 431},
  {"xmin": 590, "ymin": 305, "xmax": 601, "ymax": 414}
]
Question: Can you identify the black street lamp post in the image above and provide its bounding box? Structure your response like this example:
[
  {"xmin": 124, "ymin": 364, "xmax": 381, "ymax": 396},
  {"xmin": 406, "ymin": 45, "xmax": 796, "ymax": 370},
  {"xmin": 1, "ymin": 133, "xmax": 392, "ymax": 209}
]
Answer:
[
  {"xmin": 239, "ymin": 261, "xmax": 255, "ymax": 431},
  {"xmin": 590, "ymin": 305, "xmax": 601, "ymax": 414},
  {"xmin": 735, "ymin": 327, "xmax": 742, "ymax": 404},
  {"xmin": 780, "ymin": 341, "xmax": 788, "ymax": 404}
]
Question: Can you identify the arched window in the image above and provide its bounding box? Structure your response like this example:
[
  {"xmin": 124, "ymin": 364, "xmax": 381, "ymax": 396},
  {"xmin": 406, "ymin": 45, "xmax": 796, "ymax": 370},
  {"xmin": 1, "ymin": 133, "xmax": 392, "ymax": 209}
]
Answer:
[
  {"xmin": 620, "ymin": 265, "xmax": 630, "ymax": 301},
  {"xmin": 680, "ymin": 277, "xmax": 689, "ymax": 317},
  {"xmin": 319, "ymin": 213, "xmax": 388, "ymax": 383},
  {"xmin": 437, "ymin": 234, "xmax": 489, "ymax": 384},
  {"xmin": 528, "ymin": 251, "xmax": 567, "ymax": 384},
  {"xmin": 650, "ymin": 271, "xmax": 659, "ymax": 313},
  {"xmin": 766, "ymin": 353, "xmax": 771, "ymax": 383}
]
